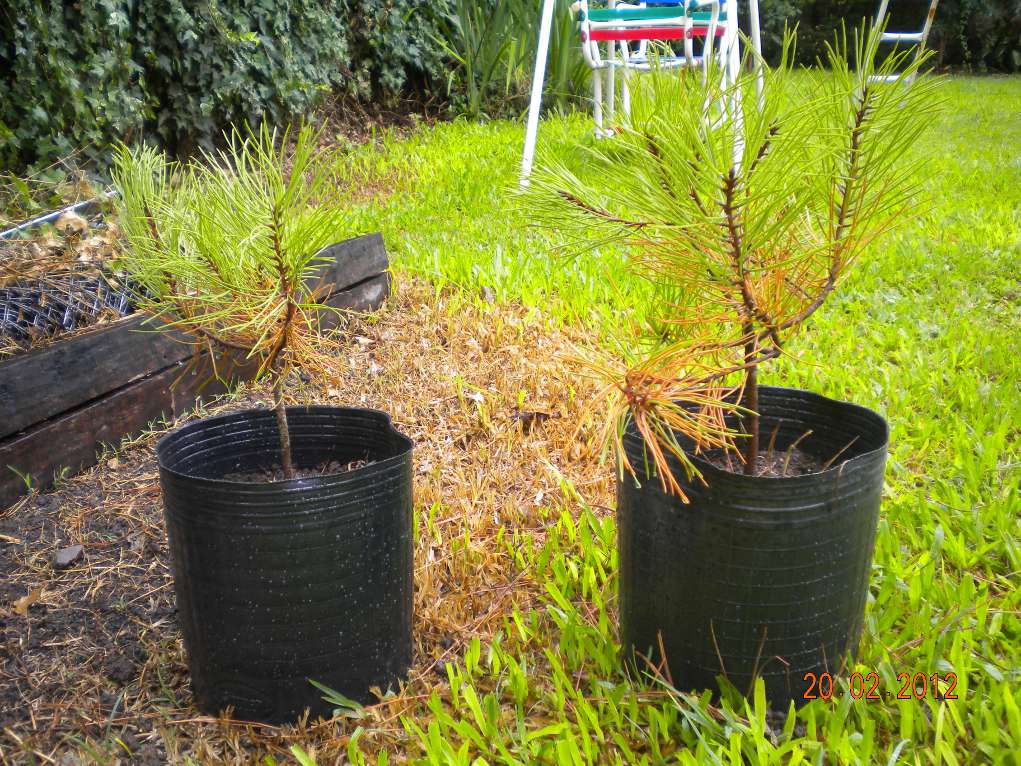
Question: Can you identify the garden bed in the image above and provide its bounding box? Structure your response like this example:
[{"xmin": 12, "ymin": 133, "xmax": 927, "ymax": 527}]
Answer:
[
  {"xmin": 1, "ymin": 77, "xmax": 1018, "ymax": 764},
  {"xmin": 1, "ymin": 207, "xmax": 126, "ymax": 360}
]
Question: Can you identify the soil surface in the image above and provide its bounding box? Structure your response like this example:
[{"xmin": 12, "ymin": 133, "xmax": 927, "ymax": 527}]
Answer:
[
  {"xmin": 704, "ymin": 446, "xmax": 826, "ymax": 477},
  {"xmin": 0, "ymin": 411, "xmax": 378, "ymax": 762},
  {"xmin": 0, "ymin": 449, "xmax": 177, "ymax": 764},
  {"xmin": 222, "ymin": 457, "xmax": 373, "ymax": 483}
]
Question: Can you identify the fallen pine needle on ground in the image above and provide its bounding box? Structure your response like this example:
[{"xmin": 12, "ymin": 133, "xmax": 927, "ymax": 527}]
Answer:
[{"xmin": 0, "ymin": 275, "xmax": 614, "ymax": 764}]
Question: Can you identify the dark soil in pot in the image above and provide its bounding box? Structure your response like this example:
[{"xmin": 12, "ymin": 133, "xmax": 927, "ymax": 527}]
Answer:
[
  {"xmin": 222, "ymin": 457, "xmax": 374, "ymax": 483},
  {"xmin": 156, "ymin": 406, "xmax": 413, "ymax": 724},
  {"xmin": 703, "ymin": 445, "xmax": 824, "ymax": 476},
  {"xmin": 617, "ymin": 386, "xmax": 888, "ymax": 707}
]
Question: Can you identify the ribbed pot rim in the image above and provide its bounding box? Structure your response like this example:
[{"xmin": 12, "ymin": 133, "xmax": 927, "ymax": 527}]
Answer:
[
  {"xmin": 623, "ymin": 385, "xmax": 889, "ymax": 484},
  {"xmin": 156, "ymin": 405, "xmax": 412, "ymax": 487}
]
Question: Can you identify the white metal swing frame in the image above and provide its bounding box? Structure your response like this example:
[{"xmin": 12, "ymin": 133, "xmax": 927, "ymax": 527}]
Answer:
[
  {"xmin": 869, "ymin": 0, "xmax": 941, "ymax": 85},
  {"xmin": 582, "ymin": 0, "xmax": 725, "ymax": 138}
]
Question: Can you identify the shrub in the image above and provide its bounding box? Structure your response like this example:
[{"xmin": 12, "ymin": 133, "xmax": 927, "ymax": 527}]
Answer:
[
  {"xmin": 132, "ymin": 1, "xmax": 350, "ymax": 158},
  {"xmin": 0, "ymin": 1, "xmax": 146, "ymax": 172},
  {"xmin": 524, "ymin": 29, "xmax": 941, "ymax": 492},
  {"xmin": 934, "ymin": 0, "xmax": 1021, "ymax": 71},
  {"xmin": 112, "ymin": 124, "xmax": 354, "ymax": 476},
  {"xmin": 344, "ymin": 0, "xmax": 454, "ymax": 99},
  {"xmin": 427, "ymin": 0, "xmax": 589, "ymax": 120},
  {"xmin": 0, "ymin": 1, "xmax": 453, "ymax": 175}
]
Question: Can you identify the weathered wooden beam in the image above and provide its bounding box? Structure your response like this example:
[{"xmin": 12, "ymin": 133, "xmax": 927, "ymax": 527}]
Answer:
[
  {"xmin": 304, "ymin": 232, "xmax": 388, "ymax": 298},
  {"xmin": 0, "ymin": 234, "xmax": 390, "ymax": 440},
  {"xmin": 0, "ymin": 351, "xmax": 258, "ymax": 510},
  {"xmin": 0, "ymin": 315, "xmax": 192, "ymax": 440},
  {"xmin": 318, "ymin": 273, "xmax": 392, "ymax": 332},
  {"xmin": 0, "ymin": 233, "xmax": 391, "ymax": 509}
]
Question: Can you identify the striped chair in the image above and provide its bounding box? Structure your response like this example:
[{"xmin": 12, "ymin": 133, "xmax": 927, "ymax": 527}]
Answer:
[{"xmin": 576, "ymin": 0, "xmax": 755, "ymax": 136}]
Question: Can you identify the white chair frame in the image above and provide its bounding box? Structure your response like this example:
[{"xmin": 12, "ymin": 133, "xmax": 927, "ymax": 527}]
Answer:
[{"xmin": 520, "ymin": 0, "xmax": 763, "ymax": 183}]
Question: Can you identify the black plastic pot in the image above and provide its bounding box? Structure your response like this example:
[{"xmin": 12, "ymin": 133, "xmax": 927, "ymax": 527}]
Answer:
[
  {"xmin": 156, "ymin": 406, "xmax": 413, "ymax": 723},
  {"xmin": 618, "ymin": 386, "xmax": 888, "ymax": 706}
]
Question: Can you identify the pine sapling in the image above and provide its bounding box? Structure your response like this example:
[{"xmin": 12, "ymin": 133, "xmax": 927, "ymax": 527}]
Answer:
[
  {"xmin": 525, "ymin": 26, "xmax": 941, "ymax": 493},
  {"xmin": 113, "ymin": 124, "xmax": 354, "ymax": 479}
]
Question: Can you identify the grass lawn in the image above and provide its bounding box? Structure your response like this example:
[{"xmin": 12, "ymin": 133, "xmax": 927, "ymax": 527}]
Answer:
[
  {"xmin": 1, "ymin": 75, "xmax": 1018, "ymax": 765},
  {"xmin": 328, "ymin": 75, "xmax": 1021, "ymax": 764}
]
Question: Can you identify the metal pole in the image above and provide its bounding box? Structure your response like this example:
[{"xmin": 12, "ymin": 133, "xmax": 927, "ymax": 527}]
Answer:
[
  {"xmin": 606, "ymin": 0, "xmax": 617, "ymax": 130},
  {"xmin": 520, "ymin": 0, "xmax": 558, "ymax": 186},
  {"xmin": 749, "ymin": 0, "xmax": 764, "ymax": 109},
  {"xmin": 726, "ymin": 0, "xmax": 745, "ymax": 169},
  {"xmin": 0, "ymin": 192, "xmax": 115, "ymax": 241}
]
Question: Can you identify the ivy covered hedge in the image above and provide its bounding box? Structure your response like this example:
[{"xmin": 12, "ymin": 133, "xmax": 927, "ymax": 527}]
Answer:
[{"xmin": 0, "ymin": 1, "xmax": 450, "ymax": 174}]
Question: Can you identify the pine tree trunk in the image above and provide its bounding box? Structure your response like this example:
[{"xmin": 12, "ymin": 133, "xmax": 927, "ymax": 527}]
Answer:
[
  {"xmin": 272, "ymin": 378, "xmax": 295, "ymax": 479},
  {"xmin": 742, "ymin": 342, "xmax": 760, "ymax": 476}
]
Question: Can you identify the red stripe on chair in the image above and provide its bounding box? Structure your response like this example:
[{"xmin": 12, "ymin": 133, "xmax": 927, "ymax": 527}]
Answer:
[{"xmin": 585, "ymin": 26, "xmax": 725, "ymax": 42}]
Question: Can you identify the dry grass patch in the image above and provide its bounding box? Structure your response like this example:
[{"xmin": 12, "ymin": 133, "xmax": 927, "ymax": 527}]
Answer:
[{"xmin": 0, "ymin": 274, "xmax": 613, "ymax": 764}]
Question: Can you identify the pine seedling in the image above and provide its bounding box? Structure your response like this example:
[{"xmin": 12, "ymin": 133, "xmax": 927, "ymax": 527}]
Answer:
[
  {"xmin": 112, "ymin": 123, "xmax": 356, "ymax": 479},
  {"xmin": 526, "ymin": 26, "xmax": 941, "ymax": 494}
]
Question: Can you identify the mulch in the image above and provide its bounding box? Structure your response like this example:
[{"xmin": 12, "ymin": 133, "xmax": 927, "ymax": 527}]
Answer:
[
  {"xmin": 0, "ymin": 450, "xmax": 176, "ymax": 764},
  {"xmin": 0, "ymin": 276, "xmax": 615, "ymax": 764}
]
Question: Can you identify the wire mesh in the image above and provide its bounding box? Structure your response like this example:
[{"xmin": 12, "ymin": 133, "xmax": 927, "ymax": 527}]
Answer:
[{"xmin": 0, "ymin": 270, "xmax": 145, "ymax": 351}]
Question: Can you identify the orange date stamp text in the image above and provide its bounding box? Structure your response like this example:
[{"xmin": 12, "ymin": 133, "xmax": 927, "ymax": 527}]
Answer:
[{"xmin": 801, "ymin": 671, "xmax": 959, "ymax": 702}]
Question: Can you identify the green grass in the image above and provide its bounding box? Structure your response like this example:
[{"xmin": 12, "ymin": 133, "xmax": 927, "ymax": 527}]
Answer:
[
  {"xmin": 341, "ymin": 113, "xmax": 652, "ymax": 329},
  {"xmin": 328, "ymin": 75, "xmax": 1021, "ymax": 764}
]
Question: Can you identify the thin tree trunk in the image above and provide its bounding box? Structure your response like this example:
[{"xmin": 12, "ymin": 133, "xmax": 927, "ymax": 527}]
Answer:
[
  {"xmin": 742, "ymin": 340, "xmax": 759, "ymax": 476},
  {"xmin": 272, "ymin": 377, "xmax": 295, "ymax": 479}
]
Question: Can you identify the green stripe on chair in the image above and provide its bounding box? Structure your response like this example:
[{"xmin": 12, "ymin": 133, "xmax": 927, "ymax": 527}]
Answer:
[
  {"xmin": 588, "ymin": 7, "xmax": 685, "ymax": 21},
  {"xmin": 585, "ymin": 8, "xmax": 726, "ymax": 23}
]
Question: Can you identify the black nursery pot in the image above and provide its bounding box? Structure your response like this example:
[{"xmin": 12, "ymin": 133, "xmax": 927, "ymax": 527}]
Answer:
[
  {"xmin": 156, "ymin": 406, "xmax": 413, "ymax": 724},
  {"xmin": 618, "ymin": 386, "xmax": 888, "ymax": 707}
]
